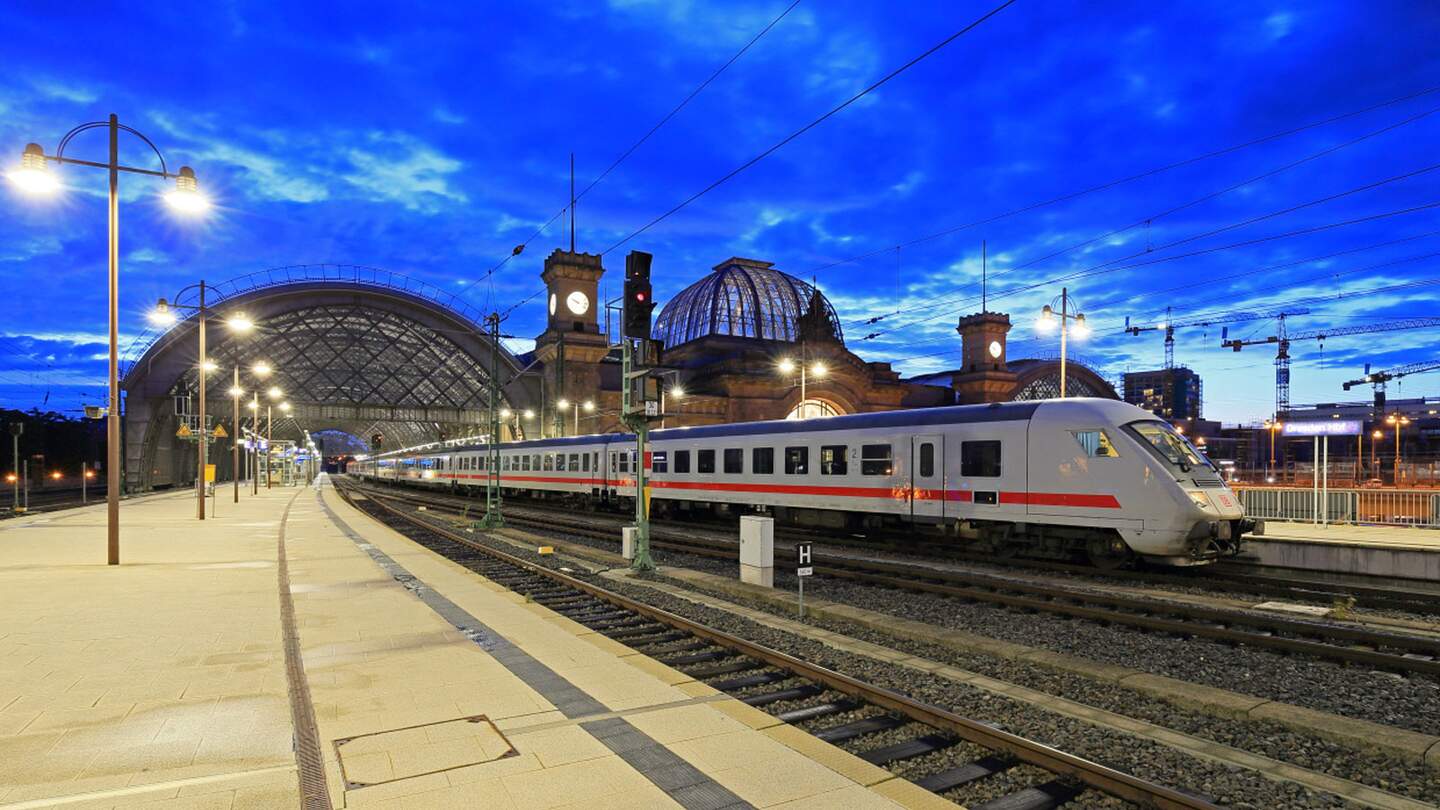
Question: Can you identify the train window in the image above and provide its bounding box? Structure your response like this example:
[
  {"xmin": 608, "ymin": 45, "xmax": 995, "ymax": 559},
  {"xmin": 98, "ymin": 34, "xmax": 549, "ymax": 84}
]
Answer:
[
  {"xmin": 531, "ymin": 454, "xmax": 540, "ymax": 471},
  {"xmin": 569, "ymin": 453, "xmax": 579, "ymax": 470},
  {"xmin": 861, "ymin": 444, "xmax": 892, "ymax": 476},
  {"xmin": 543, "ymin": 454, "xmax": 553, "ymax": 471},
  {"xmin": 697, "ymin": 449, "xmax": 715, "ymax": 474},
  {"xmin": 593, "ymin": 452, "xmax": 599, "ymax": 472},
  {"xmin": 752, "ymin": 447, "xmax": 774, "ymax": 475},
  {"xmin": 919, "ymin": 443, "xmax": 935, "ymax": 477},
  {"xmin": 582, "ymin": 453, "xmax": 590, "ymax": 473},
  {"xmin": 785, "ymin": 446, "xmax": 808, "ymax": 475},
  {"xmin": 674, "ymin": 450, "xmax": 691, "ymax": 473},
  {"xmin": 723, "ymin": 448, "xmax": 743, "ymax": 474},
  {"xmin": 652, "ymin": 451, "xmax": 668, "ymax": 473},
  {"xmin": 820, "ymin": 445, "xmax": 847, "ymax": 475},
  {"xmin": 555, "ymin": 454, "xmax": 567, "ymax": 472},
  {"xmin": 961, "ymin": 441, "xmax": 1002, "ymax": 477},
  {"xmin": 1072, "ymin": 430, "xmax": 1118, "ymax": 458},
  {"xmin": 619, "ymin": 452, "xmax": 630, "ymax": 474}
]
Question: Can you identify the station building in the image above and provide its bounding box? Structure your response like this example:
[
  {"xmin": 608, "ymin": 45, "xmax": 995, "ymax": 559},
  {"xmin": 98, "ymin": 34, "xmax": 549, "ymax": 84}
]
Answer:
[{"xmin": 526, "ymin": 250, "xmax": 1118, "ymax": 436}]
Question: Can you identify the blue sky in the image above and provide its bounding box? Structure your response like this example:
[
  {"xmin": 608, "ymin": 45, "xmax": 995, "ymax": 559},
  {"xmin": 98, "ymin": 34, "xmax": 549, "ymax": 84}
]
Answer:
[{"xmin": 2, "ymin": 1, "xmax": 1438, "ymax": 423}]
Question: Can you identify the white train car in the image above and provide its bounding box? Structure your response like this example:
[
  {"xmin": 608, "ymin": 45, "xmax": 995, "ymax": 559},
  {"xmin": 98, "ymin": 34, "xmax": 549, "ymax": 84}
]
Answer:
[{"xmin": 351, "ymin": 398, "xmax": 1256, "ymax": 567}]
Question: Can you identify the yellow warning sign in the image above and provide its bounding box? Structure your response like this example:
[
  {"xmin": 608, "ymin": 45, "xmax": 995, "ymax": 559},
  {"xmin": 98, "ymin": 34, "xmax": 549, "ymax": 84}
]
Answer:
[
  {"xmin": 213, "ymin": 424, "xmax": 228, "ymax": 438},
  {"xmin": 176, "ymin": 424, "xmax": 192, "ymax": 437},
  {"xmin": 204, "ymin": 464, "xmax": 216, "ymax": 483}
]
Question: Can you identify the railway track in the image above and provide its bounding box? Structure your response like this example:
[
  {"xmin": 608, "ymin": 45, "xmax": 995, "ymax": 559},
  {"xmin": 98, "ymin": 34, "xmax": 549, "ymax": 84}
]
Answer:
[
  {"xmin": 346, "ymin": 481, "xmax": 1440, "ymax": 679},
  {"xmin": 336, "ymin": 479, "xmax": 1218, "ymax": 810}
]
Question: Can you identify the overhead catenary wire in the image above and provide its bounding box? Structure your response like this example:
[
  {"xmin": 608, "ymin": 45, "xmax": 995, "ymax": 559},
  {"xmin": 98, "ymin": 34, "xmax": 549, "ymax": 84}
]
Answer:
[
  {"xmin": 814, "ymin": 83, "xmax": 1440, "ymax": 284},
  {"xmin": 456, "ymin": 0, "xmax": 804, "ymax": 309},
  {"xmin": 599, "ymin": 0, "xmax": 1018, "ymax": 256}
]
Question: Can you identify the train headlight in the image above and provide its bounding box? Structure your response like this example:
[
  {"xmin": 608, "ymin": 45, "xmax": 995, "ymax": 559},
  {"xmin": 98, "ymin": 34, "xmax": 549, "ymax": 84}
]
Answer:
[{"xmin": 1187, "ymin": 491, "xmax": 1212, "ymax": 511}]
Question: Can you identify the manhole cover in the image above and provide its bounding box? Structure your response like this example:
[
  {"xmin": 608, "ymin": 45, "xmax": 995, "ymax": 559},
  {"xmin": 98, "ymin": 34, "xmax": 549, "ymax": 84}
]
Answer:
[{"xmin": 335, "ymin": 715, "xmax": 516, "ymax": 789}]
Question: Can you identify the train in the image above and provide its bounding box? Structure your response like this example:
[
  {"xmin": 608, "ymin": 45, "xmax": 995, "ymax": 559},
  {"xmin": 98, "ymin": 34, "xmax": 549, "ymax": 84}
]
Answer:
[{"xmin": 350, "ymin": 398, "xmax": 1259, "ymax": 567}]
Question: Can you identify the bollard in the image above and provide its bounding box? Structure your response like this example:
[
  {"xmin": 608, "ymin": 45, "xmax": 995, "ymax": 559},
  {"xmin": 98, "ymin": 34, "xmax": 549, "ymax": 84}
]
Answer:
[{"xmin": 622, "ymin": 526, "xmax": 637, "ymax": 560}]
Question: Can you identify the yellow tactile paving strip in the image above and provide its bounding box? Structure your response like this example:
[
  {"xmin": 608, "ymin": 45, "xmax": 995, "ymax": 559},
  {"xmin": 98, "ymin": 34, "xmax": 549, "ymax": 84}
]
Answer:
[
  {"xmin": 301, "ymin": 482, "xmax": 935, "ymax": 809},
  {"xmin": 0, "ymin": 489, "xmax": 301, "ymax": 809}
]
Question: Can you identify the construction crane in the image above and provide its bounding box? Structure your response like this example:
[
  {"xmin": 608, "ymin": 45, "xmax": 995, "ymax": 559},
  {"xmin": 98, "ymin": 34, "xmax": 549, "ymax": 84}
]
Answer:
[
  {"xmin": 1124, "ymin": 306, "xmax": 1310, "ymax": 369},
  {"xmin": 1341, "ymin": 359, "xmax": 1440, "ymax": 391},
  {"xmin": 1222, "ymin": 317, "xmax": 1440, "ymax": 416}
]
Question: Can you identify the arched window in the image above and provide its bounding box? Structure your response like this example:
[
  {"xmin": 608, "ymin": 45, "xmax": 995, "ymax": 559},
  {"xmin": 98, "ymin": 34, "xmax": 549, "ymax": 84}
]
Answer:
[{"xmin": 786, "ymin": 399, "xmax": 839, "ymax": 420}]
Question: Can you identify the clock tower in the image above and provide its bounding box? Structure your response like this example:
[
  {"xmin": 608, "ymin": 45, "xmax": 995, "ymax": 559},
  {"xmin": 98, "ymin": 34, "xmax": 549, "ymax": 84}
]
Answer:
[
  {"xmin": 534, "ymin": 249, "xmax": 610, "ymax": 436},
  {"xmin": 953, "ymin": 310, "xmax": 1017, "ymax": 404}
]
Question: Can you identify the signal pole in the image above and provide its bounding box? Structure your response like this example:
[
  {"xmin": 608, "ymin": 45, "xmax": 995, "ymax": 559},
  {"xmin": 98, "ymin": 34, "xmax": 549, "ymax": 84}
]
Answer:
[
  {"xmin": 621, "ymin": 250, "xmax": 656, "ymax": 572},
  {"xmin": 479, "ymin": 312, "xmax": 505, "ymax": 529}
]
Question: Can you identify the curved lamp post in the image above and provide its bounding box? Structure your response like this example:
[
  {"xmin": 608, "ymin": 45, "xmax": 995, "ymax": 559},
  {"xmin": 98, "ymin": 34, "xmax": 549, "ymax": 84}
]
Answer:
[
  {"xmin": 9, "ymin": 116, "xmax": 207, "ymax": 564},
  {"xmin": 1036, "ymin": 287, "xmax": 1088, "ymax": 398},
  {"xmin": 150, "ymin": 284, "xmax": 252, "ymax": 518}
]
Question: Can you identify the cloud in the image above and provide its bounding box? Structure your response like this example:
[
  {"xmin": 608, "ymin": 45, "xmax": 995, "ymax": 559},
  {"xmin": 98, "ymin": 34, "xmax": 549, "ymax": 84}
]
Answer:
[
  {"xmin": 32, "ymin": 79, "xmax": 98, "ymax": 104},
  {"xmin": 342, "ymin": 132, "xmax": 467, "ymax": 212},
  {"xmin": 433, "ymin": 108, "xmax": 466, "ymax": 125}
]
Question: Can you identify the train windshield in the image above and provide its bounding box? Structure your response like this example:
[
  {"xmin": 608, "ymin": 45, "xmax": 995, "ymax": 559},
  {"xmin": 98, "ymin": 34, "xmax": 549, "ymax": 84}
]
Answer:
[{"xmin": 1126, "ymin": 421, "xmax": 1210, "ymax": 473}]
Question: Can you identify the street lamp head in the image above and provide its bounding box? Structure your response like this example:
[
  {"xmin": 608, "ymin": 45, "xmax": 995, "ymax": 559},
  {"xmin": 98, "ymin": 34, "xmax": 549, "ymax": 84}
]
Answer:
[
  {"xmin": 1387, "ymin": 414, "xmax": 1397, "ymax": 424},
  {"xmin": 200, "ymin": 360, "xmax": 218, "ymax": 373},
  {"xmin": 267, "ymin": 386, "xmax": 283, "ymax": 400},
  {"xmin": 247, "ymin": 401, "xmax": 258, "ymax": 411},
  {"xmin": 229, "ymin": 385, "xmax": 244, "ymax": 397},
  {"xmin": 1372, "ymin": 430, "xmax": 1383, "ymax": 438},
  {"xmin": 499, "ymin": 408, "xmax": 513, "ymax": 419},
  {"xmin": 226, "ymin": 314, "xmax": 254, "ymax": 332},
  {"xmin": 164, "ymin": 166, "xmax": 208, "ymax": 214},
  {"xmin": 252, "ymin": 362, "xmax": 272, "ymax": 378},
  {"xmin": 50, "ymin": 471, "xmax": 62, "ymax": 480},
  {"xmin": 583, "ymin": 400, "xmax": 595, "ymax": 412},
  {"xmin": 671, "ymin": 385, "xmax": 686, "ymax": 399},
  {"xmin": 279, "ymin": 402, "xmax": 291, "ymax": 413},
  {"xmin": 1071, "ymin": 313, "xmax": 1090, "ymax": 339},
  {"xmin": 777, "ymin": 358, "xmax": 796, "ymax": 374},
  {"xmin": 8, "ymin": 143, "xmax": 58, "ymax": 195},
  {"xmin": 1036, "ymin": 305, "xmax": 1056, "ymax": 333},
  {"xmin": 149, "ymin": 298, "xmax": 178, "ymax": 326},
  {"xmin": 811, "ymin": 362, "xmax": 827, "ymax": 378},
  {"xmin": 557, "ymin": 398, "xmax": 571, "ymax": 410},
  {"xmin": 522, "ymin": 409, "xmax": 535, "ymax": 420}
]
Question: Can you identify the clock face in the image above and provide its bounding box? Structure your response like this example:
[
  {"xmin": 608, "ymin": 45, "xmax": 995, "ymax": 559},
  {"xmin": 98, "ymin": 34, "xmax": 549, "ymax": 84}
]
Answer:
[
  {"xmin": 565, "ymin": 290, "xmax": 590, "ymax": 316},
  {"xmin": 988, "ymin": 340, "xmax": 1003, "ymax": 359},
  {"xmin": 548, "ymin": 294, "xmax": 557, "ymax": 316}
]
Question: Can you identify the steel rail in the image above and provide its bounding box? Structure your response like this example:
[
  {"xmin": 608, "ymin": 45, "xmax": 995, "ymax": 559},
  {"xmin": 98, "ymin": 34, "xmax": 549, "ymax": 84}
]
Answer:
[
  {"xmin": 347, "ymin": 483, "xmax": 1440, "ymax": 674},
  {"xmin": 343, "ymin": 483, "xmax": 1217, "ymax": 810}
]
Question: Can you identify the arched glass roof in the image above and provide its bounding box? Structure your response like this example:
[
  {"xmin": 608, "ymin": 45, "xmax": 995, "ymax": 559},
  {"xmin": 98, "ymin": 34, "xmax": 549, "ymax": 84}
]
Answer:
[{"xmin": 653, "ymin": 258, "xmax": 843, "ymax": 348}]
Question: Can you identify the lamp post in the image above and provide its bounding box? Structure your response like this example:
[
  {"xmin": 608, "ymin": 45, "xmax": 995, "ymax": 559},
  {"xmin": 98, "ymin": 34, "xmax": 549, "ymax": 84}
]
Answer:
[
  {"xmin": 150, "ymin": 289, "xmax": 252, "ymax": 519},
  {"xmin": 1036, "ymin": 288, "xmax": 1088, "ymax": 398},
  {"xmin": 556, "ymin": 399, "xmax": 570, "ymax": 437},
  {"xmin": 1371, "ymin": 429, "xmax": 1382, "ymax": 478},
  {"xmin": 9, "ymin": 117, "xmax": 207, "ymax": 564},
  {"xmin": 777, "ymin": 358, "xmax": 828, "ymax": 417},
  {"xmin": 1386, "ymin": 413, "xmax": 1411, "ymax": 485},
  {"xmin": 1262, "ymin": 419, "xmax": 1283, "ymax": 480}
]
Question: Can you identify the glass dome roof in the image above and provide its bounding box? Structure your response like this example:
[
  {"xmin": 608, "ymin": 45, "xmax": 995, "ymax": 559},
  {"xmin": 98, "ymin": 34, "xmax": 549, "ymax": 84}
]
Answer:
[{"xmin": 652, "ymin": 258, "xmax": 843, "ymax": 348}]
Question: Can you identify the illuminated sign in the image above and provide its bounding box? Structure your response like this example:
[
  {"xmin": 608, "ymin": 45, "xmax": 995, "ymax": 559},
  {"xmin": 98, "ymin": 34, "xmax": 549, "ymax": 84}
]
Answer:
[{"xmin": 1283, "ymin": 420, "xmax": 1362, "ymax": 436}]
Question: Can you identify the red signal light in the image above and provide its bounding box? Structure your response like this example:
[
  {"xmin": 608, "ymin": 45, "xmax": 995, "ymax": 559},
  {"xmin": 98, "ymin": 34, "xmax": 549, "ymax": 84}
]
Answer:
[{"xmin": 636, "ymin": 292, "xmax": 647, "ymax": 302}]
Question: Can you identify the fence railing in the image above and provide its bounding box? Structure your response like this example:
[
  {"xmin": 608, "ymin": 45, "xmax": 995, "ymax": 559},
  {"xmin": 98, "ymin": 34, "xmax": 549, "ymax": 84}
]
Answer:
[{"xmin": 1234, "ymin": 486, "xmax": 1440, "ymax": 528}]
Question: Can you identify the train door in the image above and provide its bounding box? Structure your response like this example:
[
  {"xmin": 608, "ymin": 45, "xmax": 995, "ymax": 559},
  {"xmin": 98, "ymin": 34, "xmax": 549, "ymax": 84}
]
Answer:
[{"xmin": 911, "ymin": 434, "xmax": 944, "ymax": 519}]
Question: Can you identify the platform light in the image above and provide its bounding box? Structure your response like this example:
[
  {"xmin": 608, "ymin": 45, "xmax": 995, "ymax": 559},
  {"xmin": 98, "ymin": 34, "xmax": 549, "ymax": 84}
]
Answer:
[
  {"xmin": 164, "ymin": 166, "xmax": 208, "ymax": 214},
  {"xmin": 201, "ymin": 360, "xmax": 217, "ymax": 373},
  {"xmin": 777, "ymin": 358, "xmax": 796, "ymax": 374},
  {"xmin": 149, "ymin": 298, "xmax": 178, "ymax": 326},
  {"xmin": 7, "ymin": 143, "xmax": 58, "ymax": 195},
  {"xmin": 671, "ymin": 385, "xmax": 686, "ymax": 399},
  {"xmin": 84, "ymin": 470, "xmax": 95, "ymax": 479},
  {"xmin": 557, "ymin": 398, "xmax": 571, "ymax": 410},
  {"xmin": 50, "ymin": 471, "xmax": 62, "ymax": 480},
  {"xmin": 247, "ymin": 401, "xmax": 258, "ymax": 411},
  {"xmin": 279, "ymin": 402, "xmax": 291, "ymax": 413},
  {"xmin": 1036, "ymin": 305, "xmax": 1056, "ymax": 333},
  {"xmin": 228, "ymin": 385, "xmax": 244, "ymax": 397},
  {"xmin": 499, "ymin": 408, "xmax": 512, "ymax": 419},
  {"xmin": 252, "ymin": 362, "xmax": 272, "ymax": 377},
  {"xmin": 522, "ymin": 409, "xmax": 535, "ymax": 420},
  {"xmin": 811, "ymin": 362, "xmax": 827, "ymax": 378},
  {"xmin": 267, "ymin": 386, "xmax": 283, "ymax": 400},
  {"xmin": 582, "ymin": 400, "xmax": 595, "ymax": 412},
  {"xmin": 4, "ymin": 473, "xmax": 14, "ymax": 484},
  {"xmin": 1071, "ymin": 313, "xmax": 1090, "ymax": 339},
  {"xmin": 226, "ymin": 314, "xmax": 254, "ymax": 332}
]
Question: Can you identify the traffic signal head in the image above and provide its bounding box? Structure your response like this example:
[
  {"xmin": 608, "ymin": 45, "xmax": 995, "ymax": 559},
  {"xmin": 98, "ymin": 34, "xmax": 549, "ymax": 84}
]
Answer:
[{"xmin": 623, "ymin": 251, "xmax": 655, "ymax": 339}]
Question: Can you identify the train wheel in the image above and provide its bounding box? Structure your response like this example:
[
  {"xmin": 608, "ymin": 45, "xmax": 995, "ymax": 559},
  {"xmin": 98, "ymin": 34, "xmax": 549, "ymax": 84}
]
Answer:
[{"xmin": 1086, "ymin": 535, "xmax": 1133, "ymax": 570}]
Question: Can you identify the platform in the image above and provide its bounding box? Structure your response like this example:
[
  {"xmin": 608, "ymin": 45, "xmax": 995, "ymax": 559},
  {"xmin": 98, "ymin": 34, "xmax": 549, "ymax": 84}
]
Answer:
[
  {"xmin": 1244, "ymin": 520, "xmax": 1440, "ymax": 581},
  {"xmin": 0, "ymin": 480, "xmax": 939, "ymax": 809}
]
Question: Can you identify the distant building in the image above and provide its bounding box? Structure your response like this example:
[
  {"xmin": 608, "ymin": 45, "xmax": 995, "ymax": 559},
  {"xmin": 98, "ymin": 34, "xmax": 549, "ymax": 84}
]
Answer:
[{"xmin": 1123, "ymin": 367, "xmax": 1203, "ymax": 421}]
